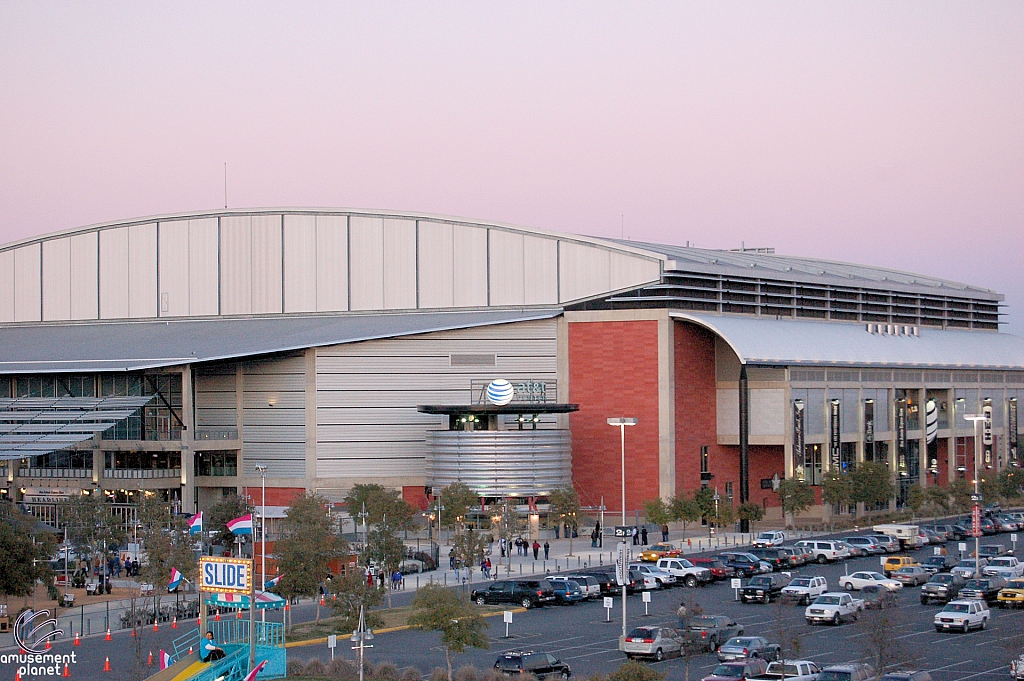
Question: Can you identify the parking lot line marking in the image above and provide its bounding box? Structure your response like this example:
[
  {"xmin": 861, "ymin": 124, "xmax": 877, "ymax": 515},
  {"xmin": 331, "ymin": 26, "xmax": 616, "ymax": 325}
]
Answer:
[
  {"xmin": 926, "ymin": 659, "xmax": 975, "ymax": 672},
  {"xmin": 947, "ymin": 665, "xmax": 1006, "ymax": 680}
]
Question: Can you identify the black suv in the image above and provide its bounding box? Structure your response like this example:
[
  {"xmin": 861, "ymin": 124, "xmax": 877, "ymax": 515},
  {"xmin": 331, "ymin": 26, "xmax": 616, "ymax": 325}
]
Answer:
[
  {"xmin": 471, "ymin": 580, "xmax": 556, "ymax": 609},
  {"xmin": 572, "ymin": 570, "xmax": 622, "ymax": 596},
  {"xmin": 921, "ymin": 573, "xmax": 966, "ymax": 605},
  {"xmin": 495, "ymin": 651, "xmax": 571, "ymax": 679},
  {"xmin": 747, "ymin": 548, "xmax": 788, "ymax": 571},
  {"xmin": 740, "ymin": 574, "xmax": 787, "ymax": 603},
  {"xmin": 960, "ymin": 577, "xmax": 1006, "ymax": 604}
]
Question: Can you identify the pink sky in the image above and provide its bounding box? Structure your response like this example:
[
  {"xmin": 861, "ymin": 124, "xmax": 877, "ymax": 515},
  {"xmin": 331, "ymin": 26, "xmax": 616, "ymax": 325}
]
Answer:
[{"xmin": 1, "ymin": 2, "xmax": 1021, "ymax": 332}]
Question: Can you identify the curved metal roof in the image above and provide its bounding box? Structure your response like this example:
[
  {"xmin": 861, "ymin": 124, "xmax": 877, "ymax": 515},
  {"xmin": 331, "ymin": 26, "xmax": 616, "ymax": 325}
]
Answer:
[{"xmin": 673, "ymin": 313, "xmax": 1024, "ymax": 370}]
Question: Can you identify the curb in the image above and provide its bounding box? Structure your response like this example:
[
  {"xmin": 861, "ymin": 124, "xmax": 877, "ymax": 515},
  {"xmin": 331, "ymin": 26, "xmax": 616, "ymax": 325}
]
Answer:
[{"xmin": 284, "ymin": 607, "xmax": 528, "ymax": 649}]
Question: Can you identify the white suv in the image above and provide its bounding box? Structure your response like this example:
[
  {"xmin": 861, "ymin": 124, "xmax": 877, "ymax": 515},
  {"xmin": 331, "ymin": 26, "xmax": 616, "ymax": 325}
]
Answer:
[
  {"xmin": 629, "ymin": 563, "xmax": 677, "ymax": 588},
  {"xmin": 793, "ymin": 540, "xmax": 851, "ymax": 564},
  {"xmin": 781, "ymin": 576, "xmax": 828, "ymax": 605},
  {"xmin": 753, "ymin": 531, "xmax": 786, "ymax": 548},
  {"xmin": 934, "ymin": 599, "xmax": 989, "ymax": 633},
  {"xmin": 655, "ymin": 558, "xmax": 712, "ymax": 587}
]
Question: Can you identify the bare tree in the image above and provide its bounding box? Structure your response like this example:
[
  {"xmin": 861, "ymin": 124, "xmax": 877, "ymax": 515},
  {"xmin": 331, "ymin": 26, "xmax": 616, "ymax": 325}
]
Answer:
[{"xmin": 859, "ymin": 604, "xmax": 912, "ymax": 680}]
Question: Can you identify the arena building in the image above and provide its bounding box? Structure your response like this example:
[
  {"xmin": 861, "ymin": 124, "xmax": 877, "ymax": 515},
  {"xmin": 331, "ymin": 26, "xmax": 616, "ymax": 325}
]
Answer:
[{"xmin": 0, "ymin": 208, "xmax": 1021, "ymax": 530}]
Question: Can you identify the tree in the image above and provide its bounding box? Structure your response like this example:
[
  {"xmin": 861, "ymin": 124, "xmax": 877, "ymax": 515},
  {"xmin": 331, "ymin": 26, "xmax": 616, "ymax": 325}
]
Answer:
[
  {"xmin": 547, "ymin": 486, "xmax": 582, "ymax": 555},
  {"xmin": 363, "ymin": 518, "xmax": 405, "ymax": 607},
  {"xmin": 737, "ymin": 502, "xmax": 765, "ymax": 528},
  {"xmin": 906, "ymin": 485, "xmax": 925, "ymax": 517},
  {"xmin": 328, "ymin": 570, "xmax": 384, "ymax": 633},
  {"xmin": 607, "ymin": 661, "xmax": 664, "ymax": 681},
  {"xmin": 275, "ymin": 493, "xmax": 346, "ymax": 625},
  {"xmin": 0, "ymin": 504, "xmax": 52, "ymax": 597},
  {"xmin": 451, "ymin": 529, "xmax": 490, "ymax": 590},
  {"xmin": 344, "ymin": 484, "xmax": 415, "ymax": 530},
  {"xmin": 407, "ymin": 584, "xmax": 489, "ymax": 681},
  {"xmin": 136, "ymin": 494, "xmax": 196, "ymax": 592},
  {"xmin": 821, "ymin": 470, "xmax": 853, "ymax": 531},
  {"xmin": 858, "ymin": 603, "xmax": 910, "ymax": 679},
  {"xmin": 669, "ymin": 493, "xmax": 702, "ymax": 538},
  {"xmin": 437, "ymin": 483, "xmax": 479, "ymax": 534},
  {"xmin": 775, "ymin": 479, "xmax": 815, "ymax": 527},
  {"xmin": 850, "ymin": 462, "xmax": 894, "ymax": 510},
  {"xmin": 693, "ymin": 487, "xmax": 716, "ymax": 525},
  {"xmin": 644, "ymin": 498, "xmax": 672, "ymax": 527},
  {"xmin": 205, "ymin": 495, "xmax": 253, "ymax": 548},
  {"xmin": 999, "ymin": 468, "xmax": 1024, "ymax": 500},
  {"xmin": 60, "ymin": 492, "xmax": 125, "ymax": 592},
  {"xmin": 923, "ymin": 486, "xmax": 951, "ymax": 517},
  {"xmin": 947, "ymin": 479, "xmax": 973, "ymax": 514}
]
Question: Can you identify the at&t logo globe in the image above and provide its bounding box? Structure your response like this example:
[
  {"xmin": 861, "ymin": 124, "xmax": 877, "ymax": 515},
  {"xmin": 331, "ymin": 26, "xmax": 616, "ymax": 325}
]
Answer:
[{"xmin": 485, "ymin": 379, "xmax": 514, "ymax": 406}]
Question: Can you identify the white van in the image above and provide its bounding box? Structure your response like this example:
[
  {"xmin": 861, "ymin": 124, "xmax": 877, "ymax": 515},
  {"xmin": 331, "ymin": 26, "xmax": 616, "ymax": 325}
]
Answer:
[{"xmin": 871, "ymin": 524, "xmax": 922, "ymax": 549}]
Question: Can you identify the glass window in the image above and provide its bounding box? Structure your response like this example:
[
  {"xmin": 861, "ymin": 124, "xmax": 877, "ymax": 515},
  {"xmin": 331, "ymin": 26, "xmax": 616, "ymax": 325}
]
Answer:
[
  {"xmin": 195, "ymin": 451, "xmax": 238, "ymax": 477},
  {"xmin": 805, "ymin": 389, "xmax": 825, "ymax": 435},
  {"xmin": 799, "ymin": 443, "xmax": 823, "ymax": 485}
]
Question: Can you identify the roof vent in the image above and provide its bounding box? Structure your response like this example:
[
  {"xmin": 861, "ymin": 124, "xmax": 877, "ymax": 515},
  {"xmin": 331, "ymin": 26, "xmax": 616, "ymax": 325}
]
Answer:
[{"xmin": 866, "ymin": 323, "xmax": 919, "ymax": 337}]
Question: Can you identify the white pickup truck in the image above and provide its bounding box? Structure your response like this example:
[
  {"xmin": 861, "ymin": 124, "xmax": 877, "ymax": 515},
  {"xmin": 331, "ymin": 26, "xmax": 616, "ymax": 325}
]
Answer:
[
  {"xmin": 982, "ymin": 556, "xmax": 1024, "ymax": 579},
  {"xmin": 780, "ymin": 576, "xmax": 828, "ymax": 605},
  {"xmin": 804, "ymin": 592, "xmax": 864, "ymax": 625},
  {"xmin": 656, "ymin": 558, "xmax": 712, "ymax": 587},
  {"xmin": 752, "ymin": 660, "xmax": 822, "ymax": 681}
]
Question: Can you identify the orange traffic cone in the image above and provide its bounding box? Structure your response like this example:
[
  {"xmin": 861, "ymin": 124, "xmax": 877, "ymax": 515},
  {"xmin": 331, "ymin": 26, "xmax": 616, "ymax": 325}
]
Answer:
[
  {"xmin": 236, "ymin": 609, "xmax": 243, "ymax": 619},
  {"xmin": 147, "ymin": 651, "xmax": 153, "ymax": 666},
  {"xmin": 45, "ymin": 639, "xmax": 52, "ymax": 650},
  {"xmin": 105, "ymin": 628, "xmax": 112, "ymax": 641},
  {"xmin": 62, "ymin": 663, "xmax": 70, "ymax": 678},
  {"xmin": 188, "ymin": 646, "xmax": 193, "ymax": 655},
  {"xmin": 73, "ymin": 632, "xmax": 81, "ymax": 646},
  {"xmin": 171, "ymin": 617, "xmax": 178, "ymax": 629},
  {"xmin": 319, "ymin": 595, "xmax": 325, "ymax": 606},
  {"xmin": 284, "ymin": 602, "xmax": 290, "ymax": 611},
  {"xmin": 16, "ymin": 670, "xmax": 22, "ymax": 681},
  {"xmin": 153, "ymin": 620, "xmax": 159, "ymax": 632},
  {"xmin": 214, "ymin": 611, "xmax": 220, "ymax": 621},
  {"xmin": 103, "ymin": 657, "xmax": 111, "ymax": 672},
  {"xmin": 130, "ymin": 627, "xmax": 136, "ymax": 637}
]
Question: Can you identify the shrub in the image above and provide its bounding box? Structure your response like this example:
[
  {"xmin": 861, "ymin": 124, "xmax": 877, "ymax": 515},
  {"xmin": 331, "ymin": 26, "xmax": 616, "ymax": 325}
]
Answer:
[
  {"xmin": 429, "ymin": 668, "xmax": 449, "ymax": 681},
  {"xmin": 373, "ymin": 662, "xmax": 401, "ymax": 681},
  {"xmin": 454, "ymin": 666, "xmax": 478, "ymax": 681},
  {"xmin": 287, "ymin": 660, "xmax": 307, "ymax": 677},
  {"xmin": 303, "ymin": 658, "xmax": 328, "ymax": 678},
  {"xmin": 401, "ymin": 668, "xmax": 423, "ymax": 681},
  {"xmin": 328, "ymin": 658, "xmax": 358, "ymax": 681},
  {"xmin": 608, "ymin": 661, "xmax": 664, "ymax": 681}
]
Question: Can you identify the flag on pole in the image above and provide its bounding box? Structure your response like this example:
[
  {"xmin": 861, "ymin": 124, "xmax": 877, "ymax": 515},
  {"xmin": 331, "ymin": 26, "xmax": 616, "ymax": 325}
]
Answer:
[
  {"xmin": 243, "ymin": 659, "xmax": 267, "ymax": 681},
  {"xmin": 159, "ymin": 650, "xmax": 172, "ymax": 670},
  {"xmin": 188, "ymin": 512, "xmax": 203, "ymax": 535},
  {"xmin": 227, "ymin": 514, "xmax": 254, "ymax": 535},
  {"xmin": 168, "ymin": 568, "xmax": 183, "ymax": 591},
  {"xmin": 264, "ymin": 574, "xmax": 284, "ymax": 590}
]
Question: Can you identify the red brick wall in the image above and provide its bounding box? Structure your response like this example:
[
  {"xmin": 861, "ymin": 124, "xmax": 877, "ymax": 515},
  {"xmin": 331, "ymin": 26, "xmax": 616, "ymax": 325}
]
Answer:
[
  {"xmin": 403, "ymin": 486, "xmax": 431, "ymax": 511},
  {"xmin": 248, "ymin": 487, "xmax": 305, "ymax": 506},
  {"xmin": 569, "ymin": 320, "xmax": 661, "ymax": 515}
]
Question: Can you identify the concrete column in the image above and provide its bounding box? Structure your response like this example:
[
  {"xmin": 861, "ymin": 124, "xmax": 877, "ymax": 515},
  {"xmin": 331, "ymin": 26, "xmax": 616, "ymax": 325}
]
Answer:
[
  {"xmin": 657, "ymin": 313, "xmax": 675, "ymax": 501},
  {"xmin": 181, "ymin": 364, "xmax": 195, "ymax": 513}
]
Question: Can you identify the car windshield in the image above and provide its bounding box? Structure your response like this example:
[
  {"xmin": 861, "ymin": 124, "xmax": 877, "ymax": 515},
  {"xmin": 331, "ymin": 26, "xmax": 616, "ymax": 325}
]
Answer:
[
  {"xmin": 963, "ymin": 580, "xmax": 988, "ymax": 589},
  {"xmin": 930, "ymin": 575, "xmax": 954, "ymax": 584},
  {"xmin": 925, "ymin": 557, "xmax": 946, "ymax": 565},
  {"xmin": 757, "ymin": 533, "xmax": 774, "ymax": 539},
  {"xmin": 680, "ymin": 559, "xmax": 694, "ymax": 568},
  {"xmin": 628, "ymin": 628, "xmax": 656, "ymax": 638},
  {"xmin": 814, "ymin": 596, "xmax": 841, "ymax": 605},
  {"xmin": 943, "ymin": 603, "xmax": 970, "ymax": 613},
  {"xmin": 749, "ymin": 577, "xmax": 770, "ymax": 586},
  {"xmin": 862, "ymin": 586, "xmax": 883, "ymax": 596},
  {"xmin": 725, "ymin": 638, "xmax": 757, "ymax": 647},
  {"xmin": 957, "ymin": 562, "xmax": 978, "ymax": 568},
  {"xmin": 818, "ymin": 672, "xmax": 853, "ymax": 681},
  {"xmin": 710, "ymin": 665, "xmax": 745, "ymax": 678},
  {"xmin": 790, "ymin": 579, "xmax": 810, "ymax": 587},
  {"xmin": 992, "ymin": 559, "xmax": 1012, "ymax": 566},
  {"xmin": 689, "ymin": 616, "xmax": 717, "ymax": 628}
]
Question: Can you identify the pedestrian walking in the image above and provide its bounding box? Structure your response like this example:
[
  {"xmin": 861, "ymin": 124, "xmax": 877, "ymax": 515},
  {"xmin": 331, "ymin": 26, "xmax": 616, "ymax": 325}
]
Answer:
[
  {"xmin": 500, "ymin": 537, "xmax": 507, "ymax": 558},
  {"xmin": 449, "ymin": 548, "xmax": 456, "ymax": 570},
  {"xmin": 591, "ymin": 527, "xmax": 598, "ymax": 548},
  {"xmin": 632, "ymin": 526, "xmax": 639, "ymax": 546},
  {"xmin": 641, "ymin": 526, "xmax": 648, "ymax": 545},
  {"xmin": 661, "ymin": 524, "xmax": 669, "ymax": 542},
  {"xmin": 532, "ymin": 540, "xmax": 540, "ymax": 560},
  {"xmin": 543, "ymin": 540, "xmax": 550, "ymax": 560}
]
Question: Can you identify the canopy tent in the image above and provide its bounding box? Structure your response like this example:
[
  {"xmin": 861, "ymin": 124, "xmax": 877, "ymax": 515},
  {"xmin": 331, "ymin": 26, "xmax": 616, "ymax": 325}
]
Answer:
[
  {"xmin": 0, "ymin": 396, "xmax": 155, "ymax": 461},
  {"xmin": 205, "ymin": 591, "xmax": 286, "ymax": 610}
]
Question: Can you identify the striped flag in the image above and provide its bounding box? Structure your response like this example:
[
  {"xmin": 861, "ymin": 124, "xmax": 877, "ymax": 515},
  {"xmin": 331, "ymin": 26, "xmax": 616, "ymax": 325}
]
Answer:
[
  {"xmin": 226, "ymin": 514, "xmax": 254, "ymax": 535},
  {"xmin": 159, "ymin": 650, "xmax": 173, "ymax": 670},
  {"xmin": 168, "ymin": 568, "xmax": 183, "ymax": 591},
  {"xmin": 243, "ymin": 660, "xmax": 267, "ymax": 681},
  {"xmin": 264, "ymin": 574, "xmax": 284, "ymax": 590},
  {"xmin": 188, "ymin": 512, "xmax": 203, "ymax": 535}
]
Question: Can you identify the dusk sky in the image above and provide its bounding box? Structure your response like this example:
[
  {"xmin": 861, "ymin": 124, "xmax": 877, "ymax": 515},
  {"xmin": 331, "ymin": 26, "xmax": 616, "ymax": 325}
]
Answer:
[{"xmin": 2, "ymin": 3, "xmax": 1021, "ymax": 333}]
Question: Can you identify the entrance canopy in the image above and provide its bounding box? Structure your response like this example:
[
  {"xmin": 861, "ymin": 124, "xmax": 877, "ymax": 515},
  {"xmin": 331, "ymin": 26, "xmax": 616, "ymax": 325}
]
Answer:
[
  {"xmin": 0, "ymin": 396, "xmax": 154, "ymax": 461},
  {"xmin": 206, "ymin": 591, "xmax": 286, "ymax": 610}
]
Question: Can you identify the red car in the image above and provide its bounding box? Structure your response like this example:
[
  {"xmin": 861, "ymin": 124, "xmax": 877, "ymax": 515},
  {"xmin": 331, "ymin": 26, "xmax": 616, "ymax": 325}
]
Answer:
[
  {"xmin": 691, "ymin": 558, "xmax": 736, "ymax": 581},
  {"xmin": 702, "ymin": 658, "xmax": 768, "ymax": 681}
]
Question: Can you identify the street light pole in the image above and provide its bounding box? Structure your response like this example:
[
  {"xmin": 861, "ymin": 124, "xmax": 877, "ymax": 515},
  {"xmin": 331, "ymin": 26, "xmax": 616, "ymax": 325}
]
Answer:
[
  {"xmin": 350, "ymin": 604, "xmax": 374, "ymax": 681},
  {"xmin": 255, "ymin": 464, "xmax": 267, "ymax": 623},
  {"xmin": 607, "ymin": 417, "xmax": 637, "ymax": 641},
  {"xmin": 964, "ymin": 414, "xmax": 987, "ymax": 578}
]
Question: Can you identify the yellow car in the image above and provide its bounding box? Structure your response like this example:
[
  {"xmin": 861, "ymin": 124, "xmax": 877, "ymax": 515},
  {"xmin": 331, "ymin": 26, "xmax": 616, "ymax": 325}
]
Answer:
[
  {"xmin": 882, "ymin": 555, "xmax": 920, "ymax": 576},
  {"xmin": 997, "ymin": 578, "xmax": 1024, "ymax": 608},
  {"xmin": 639, "ymin": 543, "xmax": 680, "ymax": 562}
]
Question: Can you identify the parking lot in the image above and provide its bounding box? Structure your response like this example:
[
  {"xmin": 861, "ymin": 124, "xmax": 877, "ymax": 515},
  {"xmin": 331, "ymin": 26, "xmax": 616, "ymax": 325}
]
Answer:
[{"xmin": 288, "ymin": 528, "xmax": 1024, "ymax": 680}]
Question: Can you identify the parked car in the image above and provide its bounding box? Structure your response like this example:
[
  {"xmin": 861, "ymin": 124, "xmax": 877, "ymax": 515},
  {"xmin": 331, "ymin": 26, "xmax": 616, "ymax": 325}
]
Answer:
[
  {"xmin": 685, "ymin": 615, "xmax": 744, "ymax": 652},
  {"xmin": 752, "ymin": 660, "xmax": 822, "ymax": 681},
  {"xmin": 844, "ymin": 536, "xmax": 884, "ymax": 555},
  {"xmin": 952, "ymin": 559, "xmax": 987, "ymax": 579},
  {"xmin": 656, "ymin": 557, "xmax": 712, "ymax": 587},
  {"xmin": 781, "ymin": 576, "xmax": 828, "ymax": 605},
  {"xmin": 959, "ymin": 576, "xmax": 1006, "ymax": 603},
  {"xmin": 921, "ymin": 555, "xmax": 955, "ymax": 574},
  {"xmin": 979, "ymin": 517, "xmax": 999, "ymax": 535},
  {"xmin": 550, "ymin": 580, "xmax": 585, "ymax": 605},
  {"xmin": 867, "ymin": 535, "xmax": 900, "ymax": 553},
  {"xmin": 804, "ymin": 592, "xmax": 864, "ymax": 625},
  {"xmin": 836, "ymin": 541, "xmax": 866, "ymax": 558},
  {"xmin": 740, "ymin": 574, "xmax": 788, "ymax": 604},
  {"xmin": 932, "ymin": 524, "xmax": 967, "ymax": 541},
  {"xmin": 720, "ymin": 552, "xmax": 770, "ymax": 576},
  {"xmin": 880, "ymin": 672, "xmax": 933, "ymax": 681},
  {"xmin": 838, "ymin": 571, "xmax": 901, "ymax": 592},
  {"xmin": 494, "ymin": 651, "xmax": 571, "ymax": 679},
  {"xmin": 882, "ymin": 556, "xmax": 920, "ymax": 577},
  {"xmin": 628, "ymin": 568, "xmax": 658, "ymax": 592},
  {"xmin": 920, "ymin": 573, "xmax": 966, "ymax": 604},
  {"xmin": 817, "ymin": 664, "xmax": 875, "ymax": 681},
  {"xmin": 471, "ymin": 580, "xmax": 556, "ymax": 608},
  {"xmin": 861, "ymin": 584, "xmax": 898, "ymax": 609},
  {"xmin": 752, "ymin": 531, "xmax": 786, "ymax": 548},
  {"xmin": 793, "ymin": 540, "xmax": 850, "ymax": 563},
  {"xmin": 978, "ymin": 544, "xmax": 1013, "ymax": 558},
  {"xmin": 551, "ymin": 575, "xmax": 601, "ymax": 600},
  {"xmin": 691, "ymin": 558, "xmax": 736, "ymax": 581},
  {"xmin": 572, "ymin": 571, "xmax": 622, "ymax": 596},
  {"xmin": 629, "ymin": 563, "xmax": 675, "ymax": 588},
  {"xmin": 776, "ymin": 547, "xmax": 806, "ymax": 568},
  {"xmin": 639, "ymin": 543, "xmax": 680, "ymax": 562},
  {"xmin": 933, "ymin": 599, "xmax": 990, "ymax": 632},
  {"xmin": 747, "ymin": 548, "xmax": 789, "ymax": 571},
  {"xmin": 983, "ymin": 556, "xmax": 1024, "ymax": 579},
  {"xmin": 892, "ymin": 566, "xmax": 930, "ymax": 586},
  {"xmin": 997, "ymin": 577, "xmax": 1024, "ymax": 608},
  {"xmin": 993, "ymin": 515, "xmax": 1020, "ymax": 532},
  {"xmin": 398, "ymin": 558, "xmax": 426, "ymax": 574},
  {"xmin": 716, "ymin": 637, "xmax": 781, "ymax": 662},
  {"xmin": 619, "ymin": 626, "xmax": 683, "ymax": 661},
  {"xmin": 701, "ymin": 659, "xmax": 769, "ymax": 681}
]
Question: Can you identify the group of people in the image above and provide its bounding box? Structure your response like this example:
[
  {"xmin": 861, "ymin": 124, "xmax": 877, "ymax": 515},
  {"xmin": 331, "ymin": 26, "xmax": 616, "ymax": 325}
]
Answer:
[{"xmin": 496, "ymin": 536, "xmax": 551, "ymax": 560}]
